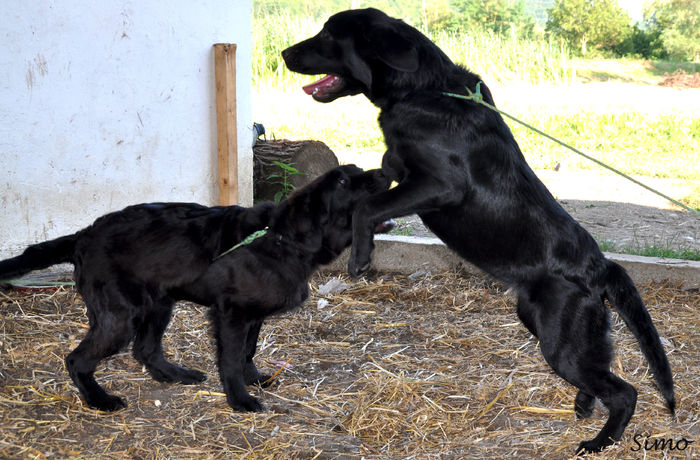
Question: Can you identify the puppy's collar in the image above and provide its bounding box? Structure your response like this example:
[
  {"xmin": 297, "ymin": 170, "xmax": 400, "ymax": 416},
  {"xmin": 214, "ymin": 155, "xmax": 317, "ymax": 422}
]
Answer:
[{"xmin": 214, "ymin": 228, "xmax": 268, "ymax": 260}]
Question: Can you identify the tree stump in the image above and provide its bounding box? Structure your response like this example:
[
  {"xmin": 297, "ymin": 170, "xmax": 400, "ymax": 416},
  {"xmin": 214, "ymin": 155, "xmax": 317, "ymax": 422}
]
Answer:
[{"xmin": 253, "ymin": 139, "xmax": 339, "ymax": 202}]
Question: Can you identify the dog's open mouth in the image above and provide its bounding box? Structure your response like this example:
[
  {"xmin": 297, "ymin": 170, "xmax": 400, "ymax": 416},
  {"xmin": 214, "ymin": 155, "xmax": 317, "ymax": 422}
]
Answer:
[{"xmin": 302, "ymin": 75, "xmax": 344, "ymax": 100}]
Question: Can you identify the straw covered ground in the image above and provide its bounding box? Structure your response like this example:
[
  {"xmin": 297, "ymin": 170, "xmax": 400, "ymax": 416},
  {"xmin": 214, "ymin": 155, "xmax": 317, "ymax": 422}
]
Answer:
[{"xmin": 1, "ymin": 270, "xmax": 697, "ymax": 459}]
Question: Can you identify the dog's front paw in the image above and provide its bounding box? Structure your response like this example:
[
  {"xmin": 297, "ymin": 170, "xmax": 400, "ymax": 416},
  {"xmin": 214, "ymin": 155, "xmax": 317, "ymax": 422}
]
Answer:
[
  {"xmin": 348, "ymin": 255, "xmax": 371, "ymax": 278},
  {"xmin": 148, "ymin": 364, "xmax": 206, "ymax": 384},
  {"xmin": 576, "ymin": 439, "xmax": 608, "ymax": 456},
  {"xmin": 178, "ymin": 368, "xmax": 207, "ymax": 385},
  {"xmin": 228, "ymin": 394, "xmax": 264, "ymax": 412},
  {"xmin": 88, "ymin": 393, "xmax": 127, "ymax": 412}
]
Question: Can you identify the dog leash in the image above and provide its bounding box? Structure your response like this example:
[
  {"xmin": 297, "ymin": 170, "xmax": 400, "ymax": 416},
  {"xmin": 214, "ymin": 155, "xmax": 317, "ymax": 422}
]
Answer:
[
  {"xmin": 442, "ymin": 82, "xmax": 699, "ymax": 216},
  {"xmin": 214, "ymin": 228, "xmax": 268, "ymax": 260}
]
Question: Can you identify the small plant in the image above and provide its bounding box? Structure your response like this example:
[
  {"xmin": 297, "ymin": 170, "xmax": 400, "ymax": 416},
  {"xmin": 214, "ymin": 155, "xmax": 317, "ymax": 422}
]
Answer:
[
  {"xmin": 632, "ymin": 244, "xmax": 700, "ymax": 261},
  {"xmin": 267, "ymin": 160, "xmax": 303, "ymax": 203},
  {"xmin": 390, "ymin": 226, "xmax": 416, "ymax": 237},
  {"xmin": 595, "ymin": 237, "xmax": 700, "ymax": 261},
  {"xmin": 388, "ymin": 218, "xmax": 417, "ymax": 237},
  {"xmin": 596, "ymin": 239, "xmax": 616, "ymax": 252}
]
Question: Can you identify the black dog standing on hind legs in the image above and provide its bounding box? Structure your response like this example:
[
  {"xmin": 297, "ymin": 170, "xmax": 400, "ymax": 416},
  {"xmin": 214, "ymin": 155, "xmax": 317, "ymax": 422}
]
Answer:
[
  {"xmin": 282, "ymin": 8, "xmax": 675, "ymax": 454},
  {"xmin": 0, "ymin": 165, "xmax": 392, "ymax": 413}
]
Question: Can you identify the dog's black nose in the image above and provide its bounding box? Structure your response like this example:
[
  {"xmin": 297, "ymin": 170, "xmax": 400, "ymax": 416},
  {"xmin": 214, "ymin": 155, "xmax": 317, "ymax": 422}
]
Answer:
[{"xmin": 281, "ymin": 47, "xmax": 291, "ymax": 62}]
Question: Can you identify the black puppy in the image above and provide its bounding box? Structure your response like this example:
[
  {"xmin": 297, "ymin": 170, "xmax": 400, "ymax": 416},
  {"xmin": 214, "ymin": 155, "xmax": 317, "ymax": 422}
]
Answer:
[
  {"xmin": 1, "ymin": 199, "xmax": 273, "ymax": 411},
  {"xmin": 283, "ymin": 8, "xmax": 675, "ymax": 454},
  {"xmin": 1, "ymin": 165, "xmax": 391, "ymax": 413}
]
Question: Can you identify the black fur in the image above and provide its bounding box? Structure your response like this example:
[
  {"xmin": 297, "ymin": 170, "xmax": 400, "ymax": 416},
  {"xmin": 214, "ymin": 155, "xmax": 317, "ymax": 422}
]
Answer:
[
  {"xmin": 283, "ymin": 8, "xmax": 675, "ymax": 454},
  {"xmin": 1, "ymin": 165, "xmax": 391, "ymax": 413}
]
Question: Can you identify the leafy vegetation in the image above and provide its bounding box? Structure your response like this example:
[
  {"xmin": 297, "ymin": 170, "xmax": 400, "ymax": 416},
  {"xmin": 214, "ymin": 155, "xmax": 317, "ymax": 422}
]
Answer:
[
  {"xmin": 645, "ymin": 0, "xmax": 700, "ymax": 61},
  {"xmin": 546, "ymin": 0, "xmax": 630, "ymax": 56},
  {"xmin": 545, "ymin": 0, "xmax": 700, "ymax": 60},
  {"xmin": 424, "ymin": 0, "xmax": 535, "ymax": 37},
  {"xmin": 267, "ymin": 161, "xmax": 303, "ymax": 203},
  {"xmin": 523, "ymin": 0, "xmax": 555, "ymax": 26}
]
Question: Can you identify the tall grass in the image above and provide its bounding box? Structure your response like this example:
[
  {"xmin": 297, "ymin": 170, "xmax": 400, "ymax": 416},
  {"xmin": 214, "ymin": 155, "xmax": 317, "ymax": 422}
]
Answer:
[
  {"xmin": 430, "ymin": 30, "xmax": 575, "ymax": 85},
  {"xmin": 252, "ymin": 11, "xmax": 576, "ymax": 86},
  {"xmin": 252, "ymin": 11, "xmax": 324, "ymax": 87}
]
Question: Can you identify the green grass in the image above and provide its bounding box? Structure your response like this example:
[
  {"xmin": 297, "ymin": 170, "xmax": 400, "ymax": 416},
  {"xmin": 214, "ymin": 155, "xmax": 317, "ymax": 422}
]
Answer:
[
  {"xmin": 507, "ymin": 111, "xmax": 700, "ymax": 180},
  {"xmin": 573, "ymin": 58, "xmax": 699, "ymax": 84},
  {"xmin": 648, "ymin": 60, "xmax": 699, "ymax": 78},
  {"xmin": 597, "ymin": 239, "xmax": 700, "ymax": 261},
  {"xmin": 252, "ymin": 11, "xmax": 324, "ymax": 87}
]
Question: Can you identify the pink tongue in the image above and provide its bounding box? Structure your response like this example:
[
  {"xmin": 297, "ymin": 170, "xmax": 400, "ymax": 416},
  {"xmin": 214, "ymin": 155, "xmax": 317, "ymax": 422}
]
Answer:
[{"xmin": 302, "ymin": 75, "xmax": 339, "ymax": 95}]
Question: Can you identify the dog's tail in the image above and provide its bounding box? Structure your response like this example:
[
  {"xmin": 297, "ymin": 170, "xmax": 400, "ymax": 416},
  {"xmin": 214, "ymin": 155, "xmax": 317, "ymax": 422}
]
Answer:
[
  {"xmin": 603, "ymin": 260, "xmax": 675, "ymax": 414},
  {"xmin": 0, "ymin": 234, "xmax": 77, "ymax": 281}
]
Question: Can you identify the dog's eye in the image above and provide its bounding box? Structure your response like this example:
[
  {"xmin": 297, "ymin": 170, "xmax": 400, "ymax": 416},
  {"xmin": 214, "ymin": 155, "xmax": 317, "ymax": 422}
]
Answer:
[{"xmin": 338, "ymin": 178, "xmax": 346, "ymax": 185}]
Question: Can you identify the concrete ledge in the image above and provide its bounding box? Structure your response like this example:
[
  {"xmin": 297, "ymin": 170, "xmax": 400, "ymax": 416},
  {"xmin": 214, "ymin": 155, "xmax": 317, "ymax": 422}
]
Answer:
[
  {"xmin": 601, "ymin": 252, "xmax": 700, "ymax": 289},
  {"xmin": 324, "ymin": 235, "xmax": 700, "ymax": 289},
  {"xmin": 6, "ymin": 236, "xmax": 699, "ymax": 290}
]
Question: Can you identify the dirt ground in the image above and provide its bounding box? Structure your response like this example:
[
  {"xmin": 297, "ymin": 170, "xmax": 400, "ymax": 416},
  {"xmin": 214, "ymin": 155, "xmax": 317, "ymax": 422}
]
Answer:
[
  {"xmin": 391, "ymin": 169, "xmax": 700, "ymax": 256},
  {"xmin": 1, "ymin": 271, "xmax": 697, "ymax": 459}
]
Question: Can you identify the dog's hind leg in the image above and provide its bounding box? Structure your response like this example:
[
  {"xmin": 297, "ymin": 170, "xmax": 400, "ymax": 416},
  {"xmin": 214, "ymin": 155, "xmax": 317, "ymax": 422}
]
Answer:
[
  {"xmin": 574, "ymin": 372, "xmax": 637, "ymax": 454},
  {"xmin": 518, "ymin": 292, "xmax": 597, "ymax": 420},
  {"xmin": 132, "ymin": 297, "xmax": 206, "ymax": 385},
  {"xmin": 65, "ymin": 312, "xmax": 133, "ymax": 411},
  {"xmin": 211, "ymin": 302, "xmax": 263, "ymax": 412},
  {"xmin": 242, "ymin": 318, "xmax": 273, "ymax": 387},
  {"xmin": 529, "ymin": 279, "xmax": 637, "ymax": 454}
]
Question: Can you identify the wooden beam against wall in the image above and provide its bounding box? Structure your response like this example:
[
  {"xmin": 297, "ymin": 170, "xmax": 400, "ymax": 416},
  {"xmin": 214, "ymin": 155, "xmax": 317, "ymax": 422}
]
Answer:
[{"xmin": 214, "ymin": 43, "xmax": 238, "ymax": 205}]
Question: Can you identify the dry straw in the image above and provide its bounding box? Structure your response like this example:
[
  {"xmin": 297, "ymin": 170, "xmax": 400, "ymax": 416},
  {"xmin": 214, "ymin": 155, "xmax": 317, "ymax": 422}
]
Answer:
[{"xmin": 1, "ymin": 270, "xmax": 697, "ymax": 459}]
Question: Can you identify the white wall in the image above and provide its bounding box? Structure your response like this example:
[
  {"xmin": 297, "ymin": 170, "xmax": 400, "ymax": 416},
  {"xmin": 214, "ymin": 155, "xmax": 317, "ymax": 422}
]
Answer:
[{"xmin": 0, "ymin": 0, "xmax": 253, "ymax": 258}]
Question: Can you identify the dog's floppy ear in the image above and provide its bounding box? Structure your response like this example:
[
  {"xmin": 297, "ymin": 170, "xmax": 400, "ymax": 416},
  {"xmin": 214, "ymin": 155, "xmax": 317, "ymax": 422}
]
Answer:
[
  {"xmin": 366, "ymin": 24, "xmax": 419, "ymax": 73},
  {"xmin": 347, "ymin": 52, "xmax": 374, "ymax": 88}
]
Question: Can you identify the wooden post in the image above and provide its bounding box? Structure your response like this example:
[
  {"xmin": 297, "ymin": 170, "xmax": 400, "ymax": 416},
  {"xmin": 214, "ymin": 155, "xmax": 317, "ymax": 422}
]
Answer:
[{"xmin": 214, "ymin": 43, "xmax": 238, "ymax": 205}]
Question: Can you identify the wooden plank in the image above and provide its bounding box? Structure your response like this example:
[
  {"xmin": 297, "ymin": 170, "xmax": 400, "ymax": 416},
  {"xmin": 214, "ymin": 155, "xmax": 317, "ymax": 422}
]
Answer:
[{"xmin": 214, "ymin": 43, "xmax": 238, "ymax": 205}]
